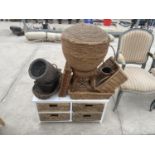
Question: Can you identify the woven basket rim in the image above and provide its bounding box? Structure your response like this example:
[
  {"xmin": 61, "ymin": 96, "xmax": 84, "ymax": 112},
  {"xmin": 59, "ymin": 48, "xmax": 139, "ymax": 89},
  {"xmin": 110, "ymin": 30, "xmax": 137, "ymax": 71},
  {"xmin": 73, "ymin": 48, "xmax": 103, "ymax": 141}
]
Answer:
[
  {"xmin": 62, "ymin": 23, "xmax": 110, "ymax": 45},
  {"xmin": 62, "ymin": 35, "xmax": 110, "ymax": 45}
]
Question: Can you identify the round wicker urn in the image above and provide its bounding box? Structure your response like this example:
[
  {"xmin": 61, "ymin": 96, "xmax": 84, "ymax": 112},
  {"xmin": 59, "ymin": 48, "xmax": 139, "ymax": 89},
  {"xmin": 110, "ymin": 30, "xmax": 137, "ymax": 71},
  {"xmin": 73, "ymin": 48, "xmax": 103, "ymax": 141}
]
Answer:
[{"xmin": 61, "ymin": 23, "xmax": 110, "ymax": 72}]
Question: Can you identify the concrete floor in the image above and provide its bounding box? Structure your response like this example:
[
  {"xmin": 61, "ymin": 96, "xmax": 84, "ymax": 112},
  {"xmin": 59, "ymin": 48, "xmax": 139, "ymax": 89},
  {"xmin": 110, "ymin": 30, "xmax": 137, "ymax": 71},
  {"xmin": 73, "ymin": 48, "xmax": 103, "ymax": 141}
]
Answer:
[{"xmin": 0, "ymin": 22, "xmax": 155, "ymax": 135}]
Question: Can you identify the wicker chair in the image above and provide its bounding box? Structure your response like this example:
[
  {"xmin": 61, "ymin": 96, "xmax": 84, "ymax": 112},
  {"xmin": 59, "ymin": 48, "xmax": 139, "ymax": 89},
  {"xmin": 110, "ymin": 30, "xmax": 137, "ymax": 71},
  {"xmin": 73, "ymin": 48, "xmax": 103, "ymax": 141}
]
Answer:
[{"xmin": 113, "ymin": 28, "xmax": 155, "ymax": 111}]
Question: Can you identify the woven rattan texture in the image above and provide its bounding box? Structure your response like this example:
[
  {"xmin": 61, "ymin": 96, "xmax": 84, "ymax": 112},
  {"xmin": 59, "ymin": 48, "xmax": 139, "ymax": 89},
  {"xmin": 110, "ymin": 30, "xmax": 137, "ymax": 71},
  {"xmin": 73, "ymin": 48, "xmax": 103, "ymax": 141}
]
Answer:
[
  {"xmin": 95, "ymin": 57, "xmax": 128, "ymax": 92},
  {"xmin": 61, "ymin": 24, "xmax": 110, "ymax": 72}
]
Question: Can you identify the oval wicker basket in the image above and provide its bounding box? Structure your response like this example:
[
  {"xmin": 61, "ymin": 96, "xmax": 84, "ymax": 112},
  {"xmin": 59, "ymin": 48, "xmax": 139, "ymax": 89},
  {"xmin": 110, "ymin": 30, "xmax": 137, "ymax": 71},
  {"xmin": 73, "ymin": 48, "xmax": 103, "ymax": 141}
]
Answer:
[{"xmin": 61, "ymin": 23, "xmax": 110, "ymax": 72}]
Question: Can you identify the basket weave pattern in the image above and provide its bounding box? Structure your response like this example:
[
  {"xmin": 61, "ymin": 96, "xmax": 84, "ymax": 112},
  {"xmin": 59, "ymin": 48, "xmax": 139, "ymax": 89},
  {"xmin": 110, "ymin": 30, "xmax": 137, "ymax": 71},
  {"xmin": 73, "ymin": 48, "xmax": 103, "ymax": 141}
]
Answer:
[
  {"xmin": 61, "ymin": 24, "xmax": 110, "ymax": 72},
  {"xmin": 39, "ymin": 113, "xmax": 70, "ymax": 121},
  {"xmin": 37, "ymin": 103, "xmax": 70, "ymax": 112},
  {"xmin": 95, "ymin": 57, "xmax": 128, "ymax": 93},
  {"xmin": 62, "ymin": 39, "xmax": 109, "ymax": 71},
  {"xmin": 59, "ymin": 24, "xmax": 127, "ymax": 99},
  {"xmin": 72, "ymin": 103, "xmax": 104, "ymax": 112},
  {"xmin": 72, "ymin": 113, "xmax": 102, "ymax": 122},
  {"xmin": 59, "ymin": 62, "xmax": 72, "ymax": 97}
]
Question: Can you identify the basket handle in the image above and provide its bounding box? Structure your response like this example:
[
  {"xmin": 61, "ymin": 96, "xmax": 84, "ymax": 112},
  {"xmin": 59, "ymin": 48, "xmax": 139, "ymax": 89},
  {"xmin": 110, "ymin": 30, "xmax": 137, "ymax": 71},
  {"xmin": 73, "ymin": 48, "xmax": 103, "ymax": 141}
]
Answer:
[
  {"xmin": 85, "ymin": 104, "xmax": 93, "ymax": 107},
  {"xmin": 50, "ymin": 114, "xmax": 59, "ymax": 117},
  {"xmin": 83, "ymin": 114, "xmax": 91, "ymax": 118},
  {"xmin": 49, "ymin": 104, "xmax": 58, "ymax": 107},
  {"xmin": 117, "ymin": 53, "xmax": 126, "ymax": 69}
]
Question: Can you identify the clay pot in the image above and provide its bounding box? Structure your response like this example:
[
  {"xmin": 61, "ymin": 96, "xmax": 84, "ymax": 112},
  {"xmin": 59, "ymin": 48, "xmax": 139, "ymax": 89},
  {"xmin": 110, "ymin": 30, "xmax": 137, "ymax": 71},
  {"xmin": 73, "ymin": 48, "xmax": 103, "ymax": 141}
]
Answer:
[
  {"xmin": 61, "ymin": 23, "xmax": 110, "ymax": 72},
  {"xmin": 28, "ymin": 58, "xmax": 59, "ymax": 84}
]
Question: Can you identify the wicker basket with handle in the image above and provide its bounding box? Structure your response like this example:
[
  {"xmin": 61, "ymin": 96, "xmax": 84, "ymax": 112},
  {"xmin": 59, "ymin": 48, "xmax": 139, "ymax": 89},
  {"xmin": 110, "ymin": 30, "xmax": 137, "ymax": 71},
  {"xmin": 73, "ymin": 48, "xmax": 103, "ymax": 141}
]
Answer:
[{"xmin": 94, "ymin": 57, "xmax": 128, "ymax": 92}]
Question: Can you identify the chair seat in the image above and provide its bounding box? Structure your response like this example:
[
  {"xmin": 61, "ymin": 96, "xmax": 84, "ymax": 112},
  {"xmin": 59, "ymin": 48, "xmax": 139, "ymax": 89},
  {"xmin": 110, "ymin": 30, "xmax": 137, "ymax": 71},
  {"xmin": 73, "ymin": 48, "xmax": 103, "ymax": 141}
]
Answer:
[{"xmin": 121, "ymin": 67, "xmax": 155, "ymax": 92}]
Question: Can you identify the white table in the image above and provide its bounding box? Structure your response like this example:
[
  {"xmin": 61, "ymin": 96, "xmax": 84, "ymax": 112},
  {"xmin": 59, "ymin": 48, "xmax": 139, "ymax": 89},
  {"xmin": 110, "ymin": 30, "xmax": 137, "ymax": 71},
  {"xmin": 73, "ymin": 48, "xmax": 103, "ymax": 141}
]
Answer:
[{"xmin": 32, "ymin": 94, "xmax": 110, "ymax": 123}]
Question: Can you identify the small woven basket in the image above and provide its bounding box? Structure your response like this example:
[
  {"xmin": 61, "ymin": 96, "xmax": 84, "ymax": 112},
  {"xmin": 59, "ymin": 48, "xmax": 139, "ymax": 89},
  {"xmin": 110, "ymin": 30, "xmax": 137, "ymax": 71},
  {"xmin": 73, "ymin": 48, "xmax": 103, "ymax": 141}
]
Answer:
[{"xmin": 95, "ymin": 57, "xmax": 128, "ymax": 92}]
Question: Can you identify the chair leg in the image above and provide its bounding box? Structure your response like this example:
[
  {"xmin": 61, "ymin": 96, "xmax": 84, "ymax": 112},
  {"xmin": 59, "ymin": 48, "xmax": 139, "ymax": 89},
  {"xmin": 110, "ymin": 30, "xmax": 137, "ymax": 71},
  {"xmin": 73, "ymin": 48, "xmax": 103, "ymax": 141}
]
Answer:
[
  {"xmin": 113, "ymin": 90, "xmax": 123, "ymax": 112},
  {"xmin": 150, "ymin": 100, "xmax": 155, "ymax": 111}
]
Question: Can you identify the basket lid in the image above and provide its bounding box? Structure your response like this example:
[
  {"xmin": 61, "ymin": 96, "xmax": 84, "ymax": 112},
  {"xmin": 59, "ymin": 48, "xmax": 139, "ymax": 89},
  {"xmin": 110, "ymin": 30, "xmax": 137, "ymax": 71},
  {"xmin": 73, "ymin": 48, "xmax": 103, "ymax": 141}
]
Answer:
[{"xmin": 62, "ymin": 23, "xmax": 110, "ymax": 44}]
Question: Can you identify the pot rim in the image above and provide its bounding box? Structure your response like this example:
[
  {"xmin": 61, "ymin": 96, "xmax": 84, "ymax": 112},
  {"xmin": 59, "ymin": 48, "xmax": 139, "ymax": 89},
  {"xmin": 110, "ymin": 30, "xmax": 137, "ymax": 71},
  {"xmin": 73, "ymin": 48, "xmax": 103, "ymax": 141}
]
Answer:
[{"xmin": 28, "ymin": 58, "xmax": 49, "ymax": 80}]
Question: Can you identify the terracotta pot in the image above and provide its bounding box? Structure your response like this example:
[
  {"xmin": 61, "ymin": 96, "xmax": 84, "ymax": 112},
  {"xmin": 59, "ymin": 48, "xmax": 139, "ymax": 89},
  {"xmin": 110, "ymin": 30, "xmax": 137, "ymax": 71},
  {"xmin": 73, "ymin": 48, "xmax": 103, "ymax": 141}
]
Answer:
[{"xmin": 61, "ymin": 24, "xmax": 110, "ymax": 72}]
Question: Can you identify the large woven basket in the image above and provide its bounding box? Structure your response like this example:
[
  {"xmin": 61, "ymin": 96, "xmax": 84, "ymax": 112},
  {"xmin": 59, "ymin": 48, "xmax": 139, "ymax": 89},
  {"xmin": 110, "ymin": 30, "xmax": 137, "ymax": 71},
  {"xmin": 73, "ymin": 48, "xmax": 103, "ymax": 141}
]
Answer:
[
  {"xmin": 61, "ymin": 23, "xmax": 110, "ymax": 72},
  {"xmin": 95, "ymin": 57, "xmax": 128, "ymax": 92}
]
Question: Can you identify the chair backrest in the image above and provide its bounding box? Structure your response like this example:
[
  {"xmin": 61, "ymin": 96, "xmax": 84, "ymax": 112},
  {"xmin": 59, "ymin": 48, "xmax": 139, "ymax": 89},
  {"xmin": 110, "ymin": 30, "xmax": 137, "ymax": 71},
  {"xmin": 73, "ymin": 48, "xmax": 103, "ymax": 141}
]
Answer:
[{"xmin": 117, "ymin": 29, "xmax": 154, "ymax": 64}]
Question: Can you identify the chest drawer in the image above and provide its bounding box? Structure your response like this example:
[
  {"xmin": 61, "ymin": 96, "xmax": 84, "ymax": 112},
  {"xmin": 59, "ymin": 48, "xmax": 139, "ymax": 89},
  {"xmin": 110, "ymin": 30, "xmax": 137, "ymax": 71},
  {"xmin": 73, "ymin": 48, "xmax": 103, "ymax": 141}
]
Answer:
[
  {"xmin": 72, "ymin": 103, "xmax": 104, "ymax": 112},
  {"xmin": 72, "ymin": 112, "xmax": 102, "ymax": 122},
  {"xmin": 36, "ymin": 103, "xmax": 70, "ymax": 112},
  {"xmin": 39, "ymin": 113, "xmax": 70, "ymax": 121}
]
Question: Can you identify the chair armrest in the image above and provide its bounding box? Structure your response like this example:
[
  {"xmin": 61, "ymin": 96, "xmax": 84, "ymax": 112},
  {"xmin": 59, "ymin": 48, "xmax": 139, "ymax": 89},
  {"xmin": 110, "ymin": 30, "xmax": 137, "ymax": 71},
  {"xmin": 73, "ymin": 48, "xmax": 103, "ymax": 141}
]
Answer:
[
  {"xmin": 109, "ymin": 44, "xmax": 116, "ymax": 57},
  {"xmin": 117, "ymin": 53, "xmax": 126, "ymax": 69},
  {"xmin": 148, "ymin": 52, "xmax": 155, "ymax": 70},
  {"xmin": 109, "ymin": 45, "xmax": 126, "ymax": 69},
  {"xmin": 108, "ymin": 34, "xmax": 115, "ymax": 42},
  {"xmin": 148, "ymin": 52, "xmax": 155, "ymax": 59}
]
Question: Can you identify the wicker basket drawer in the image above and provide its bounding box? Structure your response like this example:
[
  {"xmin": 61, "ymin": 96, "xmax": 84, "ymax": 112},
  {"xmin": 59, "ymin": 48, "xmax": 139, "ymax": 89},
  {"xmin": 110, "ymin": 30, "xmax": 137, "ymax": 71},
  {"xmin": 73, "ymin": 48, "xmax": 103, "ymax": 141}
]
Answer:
[
  {"xmin": 72, "ymin": 103, "xmax": 104, "ymax": 112},
  {"xmin": 39, "ymin": 113, "xmax": 70, "ymax": 121},
  {"xmin": 37, "ymin": 103, "xmax": 70, "ymax": 112},
  {"xmin": 72, "ymin": 112, "xmax": 102, "ymax": 122}
]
